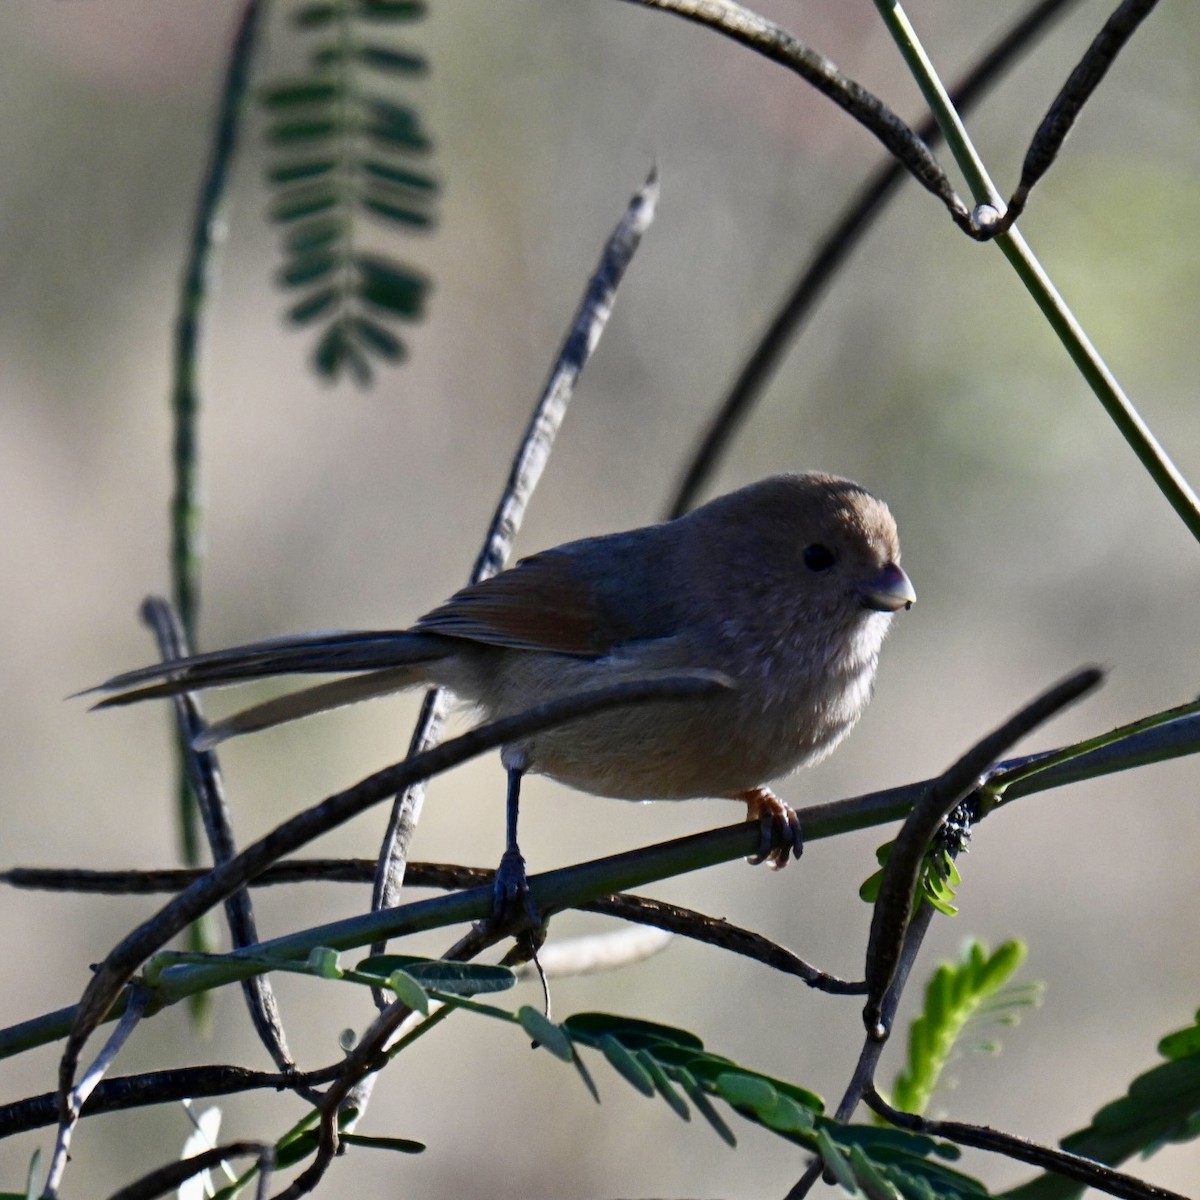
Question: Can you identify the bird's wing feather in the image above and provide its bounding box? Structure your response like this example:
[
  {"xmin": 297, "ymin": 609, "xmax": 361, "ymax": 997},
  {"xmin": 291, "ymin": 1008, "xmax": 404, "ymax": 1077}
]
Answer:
[{"xmin": 414, "ymin": 549, "xmax": 625, "ymax": 657}]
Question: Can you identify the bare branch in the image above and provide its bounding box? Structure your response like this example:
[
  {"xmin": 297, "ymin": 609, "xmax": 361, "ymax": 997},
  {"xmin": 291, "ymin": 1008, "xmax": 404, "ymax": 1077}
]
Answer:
[
  {"xmin": 141, "ymin": 597, "xmax": 301, "ymax": 1084},
  {"xmin": 620, "ymin": 0, "xmax": 971, "ymax": 229},
  {"xmin": 862, "ymin": 667, "xmax": 1102, "ymax": 1039}
]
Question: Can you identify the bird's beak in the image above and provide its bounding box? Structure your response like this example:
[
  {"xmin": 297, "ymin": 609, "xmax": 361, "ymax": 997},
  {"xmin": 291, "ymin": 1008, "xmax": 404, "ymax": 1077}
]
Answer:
[{"xmin": 860, "ymin": 562, "xmax": 916, "ymax": 612}]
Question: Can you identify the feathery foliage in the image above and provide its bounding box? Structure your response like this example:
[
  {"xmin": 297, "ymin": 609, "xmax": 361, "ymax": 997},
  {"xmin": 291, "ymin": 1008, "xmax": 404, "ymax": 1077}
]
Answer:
[
  {"xmin": 1003, "ymin": 1009, "xmax": 1200, "ymax": 1200},
  {"xmin": 890, "ymin": 940, "xmax": 1040, "ymax": 1118},
  {"xmin": 261, "ymin": 0, "xmax": 437, "ymax": 385}
]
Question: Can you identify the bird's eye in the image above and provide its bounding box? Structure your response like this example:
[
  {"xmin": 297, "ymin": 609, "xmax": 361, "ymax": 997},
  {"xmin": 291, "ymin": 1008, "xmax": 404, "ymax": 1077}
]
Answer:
[{"xmin": 803, "ymin": 544, "xmax": 836, "ymax": 572}]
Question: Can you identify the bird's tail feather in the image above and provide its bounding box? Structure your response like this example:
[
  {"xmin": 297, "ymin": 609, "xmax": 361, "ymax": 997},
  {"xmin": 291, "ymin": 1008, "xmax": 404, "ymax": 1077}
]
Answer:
[
  {"xmin": 193, "ymin": 666, "xmax": 423, "ymax": 749},
  {"xmin": 83, "ymin": 630, "xmax": 452, "ymax": 708}
]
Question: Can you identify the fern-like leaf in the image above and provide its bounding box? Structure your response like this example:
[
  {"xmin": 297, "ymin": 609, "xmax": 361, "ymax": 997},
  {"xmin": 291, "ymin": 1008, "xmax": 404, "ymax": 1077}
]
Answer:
[
  {"xmin": 890, "ymin": 940, "xmax": 1038, "ymax": 1118},
  {"xmin": 262, "ymin": 0, "xmax": 437, "ymax": 385},
  {"xmin": 1002, "ymin": 1008, "xmax": 1200, "ymax": 1200},
  {"xmin": 547, "ymin": 1011, "xmax": 989, "ymax": 1198}
]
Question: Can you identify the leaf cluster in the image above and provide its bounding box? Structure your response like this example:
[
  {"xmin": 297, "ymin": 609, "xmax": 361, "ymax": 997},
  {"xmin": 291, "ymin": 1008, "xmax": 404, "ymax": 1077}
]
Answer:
[
  {"xmin": 261, "ymin": 0, "xmax": 437, "ymax": 384},
  {"xmin": 344, "ymin": 957, "xmax": 991, "ymax": 1200},
  {"xmin": 890, "ymin": 940, "xmax": 1040, "ymax": 1118},
  {"xmin": 1004, "ymin": 1010, "xmax": 1200, "ymax": 1200}
]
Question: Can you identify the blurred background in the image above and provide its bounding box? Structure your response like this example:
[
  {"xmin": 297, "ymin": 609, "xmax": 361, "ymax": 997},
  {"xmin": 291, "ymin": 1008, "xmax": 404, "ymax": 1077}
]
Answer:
[{"xmin": 1, "ymin": 0, "xmax": 1198, "ymax": 1195}]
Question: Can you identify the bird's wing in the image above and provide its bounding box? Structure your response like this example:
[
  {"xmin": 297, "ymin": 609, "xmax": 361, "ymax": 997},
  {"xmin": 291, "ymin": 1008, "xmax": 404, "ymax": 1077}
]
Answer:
[{"xmin": 414, "ymin": 547, "xmax": 636, "ymax": 658}]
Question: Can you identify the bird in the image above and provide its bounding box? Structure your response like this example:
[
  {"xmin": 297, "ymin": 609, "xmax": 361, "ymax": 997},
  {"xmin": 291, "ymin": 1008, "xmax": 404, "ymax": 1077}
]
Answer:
[{"xmin": 87, "ymin": 474, "xmax": 914, "ymax": 910}]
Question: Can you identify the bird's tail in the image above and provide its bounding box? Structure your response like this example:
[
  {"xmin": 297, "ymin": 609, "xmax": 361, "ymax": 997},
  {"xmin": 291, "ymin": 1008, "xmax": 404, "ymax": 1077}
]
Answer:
[{"xmin": 82, "ymin": 630, "xmax": 455, "ymax": 748}]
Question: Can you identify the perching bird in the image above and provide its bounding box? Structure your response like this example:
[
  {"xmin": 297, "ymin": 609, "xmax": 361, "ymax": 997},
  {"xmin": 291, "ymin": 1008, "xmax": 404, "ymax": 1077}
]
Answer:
[{"xmin": 88, "ymin": 474, "xmax": 914, "ymax": 906}]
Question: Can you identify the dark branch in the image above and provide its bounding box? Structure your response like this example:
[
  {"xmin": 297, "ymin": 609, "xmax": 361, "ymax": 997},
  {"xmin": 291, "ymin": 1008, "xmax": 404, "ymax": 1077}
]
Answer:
[{"xmin": 866, "ymin": 1086, "xmax": 1191, "ymax": 1200}]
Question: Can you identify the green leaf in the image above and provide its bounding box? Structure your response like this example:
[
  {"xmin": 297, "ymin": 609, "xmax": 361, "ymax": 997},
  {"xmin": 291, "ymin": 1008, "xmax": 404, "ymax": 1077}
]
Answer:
[
  {"xmin": 517, "ymin": 1006, "xmax": 573, "ymax": 1061},
  {"xmin": 562, "ymin": 1012, "xmax": 705, "ymax": 1052},
  {"xmin": 713, "ymin": 1070, "xmax": 816, "ymax": 1136},
  {"xmin": 685, "ymin": 1058, "xmax": 823, "ymax": 1115},
  {"xmin": 284, "ymin": 217, "xmax": 344, "ymax": 255},
  {"xmin": 636, "ymin": 1050, "xmax": 690, "ymax": 1120},
  {"xmin": 828, "ymin": 1122, "xmax": 953, "ymax": 1163},
  {"xmin": 355, "ymin": 254, "xmax": 429, "ymax": 317},
  {"xmin": 360, "ymin": 192, "xmax": 435, "ymax": 228},
  {"xmin": 261, "ymin": 81, "xmax": 339, "ymax": 108},
  {"xmin": 294, "ymin": 4, "xmax": 338, "ymax": 29},
  {"xmin": 350, "ymin": 314, "xmax": 408, "ymax": 360},
  {"xmin": 269, "ymin": 158, "xmax": 338, "ymax": 185},
  {"xmin": 314, "ymin": 322, "xmax": 372, "ymax": 385},
  {"xmin": 357, "ymin": 45, "xmax": 428, "ymax": 74},
  {"xmin": 758, "ymin": 1094, "xmax": 816, "ymax": 1136},
  {"xmin": 274, "ymin": 1129, "xmax": 320, "ymax": 1170},
  {"xmin": 1159, "ymin": 1010, "xmax": 1200, "ymax": 1061},
  {"xmin": 277, "ymin": 251, "xmax": 338, "ymax": 288},
  {"xmin": 387, "ymin": 969, "xmax": 429, "ymax": 1014},
  {"xmin": 361, "ymin": 159, "xmax": 438, "ymax": 191},
  {"xmin": 270, "ymin": 187, "xmax": 338, "ymax": 224},
  {"xmin": 860, "ymin": 867, "xmax": 884, "ymax": 903},
  {"xmin": 306, "ymin": 946, "xmax": 342, "ymax": 979},
  {"xmin": 892, "ymin": 940, "xmax": 1033, "ymax": 1118},
  {"xmin": 261, "ymin": 0, "xmax": 434, "ymax": 386},
  {"xmin": 23, "ymin": 1145, "xmax": 41, "ymax": 1200},
  {"xmin": 314, "ymin": 44, "xmax": 428, "ymax": 75},
  {"xmin": 714, "ymin": 1071, "xmax": 778, "ymax": 1113},
  {"xmin": 266, "ymin": 118, "xmax": 339, "ymax": 146},
  {"xmin": 287, "ymin": 287, "xmax": 339, "ymax": 326},
  {"xmin": 674, "ymin": 1068, "xmax": 737, "ymax": 1147},
  {"xmin": 598, "ymin": 1034, "xmax": 656, "ymax": 1096},
  {"xmin": 356, "ymin": 0, "xmax": 427, "ymax": 21},
  {"xmin": 339, "ymin": 1133, "xmax": 425, "ymax": 1154},
  {"xmin": 814, "ymin": 1127, "xmax": 857, "ymax": 1191},
  {"xmin": 847, "ymin": 1144, "xmax": 905, "ymax": 1200},
  {"xmin": 355, "ymin": 956, "xmax": 515, "ymax": 995},
  {"xmin": 572, "ymin": 1050, "xmax": 601, "ymax": 1103},
  {"xmin": 362, "ymin": 98, "xmax": 433, "ymax": 152}
]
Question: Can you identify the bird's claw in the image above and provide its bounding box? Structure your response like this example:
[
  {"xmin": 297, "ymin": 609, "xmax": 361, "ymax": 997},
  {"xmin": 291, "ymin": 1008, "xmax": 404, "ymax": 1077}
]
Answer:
[
  {"xmin": 739, "ymin": 787, "xmax": 803, "ymax": 869},
  {"xmin": 492, "ymin": 845, "xmax": 540, "ymax": 927}
]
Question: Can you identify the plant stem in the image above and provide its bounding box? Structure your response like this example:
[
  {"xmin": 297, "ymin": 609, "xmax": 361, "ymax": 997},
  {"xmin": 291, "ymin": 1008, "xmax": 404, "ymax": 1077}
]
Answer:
[
  {"xmin": 168, "ymin": 0, "xmax": 266, "ymax": 979},
  {"xmin": 874, "ymin": 0, "xmax": 1200, "ymax": 543}
]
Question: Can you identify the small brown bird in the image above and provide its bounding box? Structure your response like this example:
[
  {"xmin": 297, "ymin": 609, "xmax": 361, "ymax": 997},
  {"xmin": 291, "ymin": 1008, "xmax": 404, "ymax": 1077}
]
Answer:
[{"xmin": 90, "ymin": 474, "xmax": 913, "ymax": 902}]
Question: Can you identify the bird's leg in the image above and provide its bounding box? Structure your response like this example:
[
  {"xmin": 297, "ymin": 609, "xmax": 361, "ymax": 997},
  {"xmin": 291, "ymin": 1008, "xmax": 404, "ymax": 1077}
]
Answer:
[
  {"xmin": 493, "ymin": 756, "xmax": 538, "ymax": 925},
  {"xmin": 735, "ymin": 786, "xmax": 803, "ymax": 869}
]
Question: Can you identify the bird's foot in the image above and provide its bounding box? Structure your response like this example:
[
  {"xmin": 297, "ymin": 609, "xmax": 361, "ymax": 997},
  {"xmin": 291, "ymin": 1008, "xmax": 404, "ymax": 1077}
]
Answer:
[
  {"xmin": 737, "ymin": 786, "xmax": 803, "ymax": 869},
  {"xmin": 492, "ymin": 845, "xmax": 541, "ymax": 928}
]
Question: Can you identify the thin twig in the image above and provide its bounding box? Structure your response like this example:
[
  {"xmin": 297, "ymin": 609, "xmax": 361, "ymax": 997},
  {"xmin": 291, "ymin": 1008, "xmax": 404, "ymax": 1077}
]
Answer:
[
  {"xmin": 1004, "ymin": 0, "xmax": 1161, "ymax": 228},
  {"xmin": 371, "ymin": 167, "xmax": 660, "ymax": 948},
  {"xmin": 865, "ymin": 1086, "xmax": 1192, "ymax": 1200},
  {"xmin": 288, "ymin": 934, "xmax": 484, "ymax": 1198},
  {"xmin": 620, "ymin": 0, "xmax": 972, "ymax": 230},
  {"xmin": 862, "ymin": 667, "xmax": 1102, "ymax": 1038},
  {"xmin": 104, "ymin": 1141, "xmax": 274, "ymax": 1200},
  {"xmin": 0, "ymin": 1062, "xmax": 344, "ymax": 1138},
  {"xmin": 667, "ymin": 0, "xmax": 1084, "ymax": 517},
  {"xmin": 45, "ymin": 987, "xmax": 150, "ymax": 1198},
  {"xmin": 784, "ymin": 901, "xmax": 939, "ymax": 1200},
  {"xmin": 584, "ymin": 893, "xmax": 862, "ymax": 993},
  {"xmin": 141, "ymin": 598, "xmax": 301, "ymax": 1085},
  {"xmin": 170, "ymin": 0, "xmax": 264, "ymax": 881}
]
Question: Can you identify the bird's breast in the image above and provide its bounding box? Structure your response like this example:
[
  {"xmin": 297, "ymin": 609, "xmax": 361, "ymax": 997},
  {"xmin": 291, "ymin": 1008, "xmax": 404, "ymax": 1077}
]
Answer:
[{"xmin": 482, "ymin": 612, "xmax": 888, "ymax": 801}]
